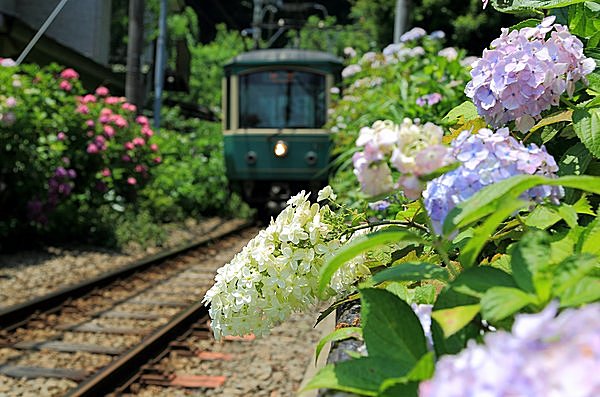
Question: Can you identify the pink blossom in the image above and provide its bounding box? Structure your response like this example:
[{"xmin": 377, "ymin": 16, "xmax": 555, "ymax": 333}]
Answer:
[
  {"xmin": 122, "ymin": 102, "xmax": 136, "ymax": 112},
  {"xmin": 136, "ymin": 115, "xmax": 149, "ymax": 126},
  {"xmin": 132, "ymin": 137, "xmax": 145, "ymax": 146},
  {"xmin": 141, "ymin": 126, "xmax": 154, "ymax": 137},
  {"xmin": 127, "ymin": 177, "xmax": 137, "ymax": 185},
  {"xmin": 60, "ymin": 80, "xmax": 72, "ymax": 91},
  {"xmin": 105, "ymin": 96, "xmax": 124, "ymax": 104},
  {"xmin": 124, "ymin": 142, "xmax": 135, "ymax": 150},
  {"xmin": 103, "ymin": 125, "xmax": 115, "ymax": 137},
  {"xmin": 100, "ymin": 108, "xmax": 113, "ymax": 116},
  {"xmin": 60, "ymin": 68, "xmax": 79, "ymax": 80},
  {"xmin": 150, "ymin": 143, "xmax": 159, "ymax": 152},
  {"xmin": 76, "ymin": 104, "xmax": 89, "ymax": 114},
  {"xmin": 86, "ymin": 119, "xmax": 95, "ymax": 127},
  {"xmin": 86, "ymin": 143, "xmax": 99, "ymax": 154},
  {"xmin": 95, "ymin": 86, "xmax": 109, "ymax": 96},
  {"xmin": 5, "ymin": 97, "xmax": 16, "ymax": 108},
  {"xmin": 101, "ymin": 168, "xmax": 111, "ymax": 177},
  {"xmin": 134, "ymin": 164, "xmax": 147, "ymax": 173},
  {"xmin": 111, "ymin": 115, "xmax": 128, "ymax": 128},
  {"xmin": 86, "ymin": 130, "xmax": 94, "ymax": 137},
  {"xmin": 57, "ymin": 132, "xmax": 66, "ymax": 141},
  {"xmin": 122, "ymin": 155, "xmax": 131, "ymax": 162},
  {"xmin": 153, "ymin": 157, "xmax": 162, "ymax": 164},
  {"xmin": 81, "ymin": 94, "xmax": 96, "ymax": 103}
]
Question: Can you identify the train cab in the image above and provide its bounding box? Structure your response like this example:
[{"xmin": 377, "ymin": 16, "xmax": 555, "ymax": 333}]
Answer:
[{"xmin": 222, "ymin": 49, "xmax": 342, "ymax": 217}]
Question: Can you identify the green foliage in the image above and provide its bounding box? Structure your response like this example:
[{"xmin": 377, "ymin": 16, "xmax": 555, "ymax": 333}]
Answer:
[
  {"xmin": 286, "ymin": 16, "xmax": 371, "ymax": 56},
  {"xmin": 171, "ymin": 24, "xmax": 245, "ymax": 111}
]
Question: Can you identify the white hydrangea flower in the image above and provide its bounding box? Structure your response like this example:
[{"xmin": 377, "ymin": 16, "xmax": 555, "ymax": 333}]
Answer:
[{"xmin": 203, "ymin": 190, "xmax": 369, "ymax": 339}]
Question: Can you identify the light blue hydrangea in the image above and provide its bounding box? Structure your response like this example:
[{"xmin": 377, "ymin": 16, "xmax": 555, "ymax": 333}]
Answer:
[
  {"xmin": 465, "ymin": 16, "xmax": 595, "ymax": 131},
  {"xmin": 420, "ymin": 302, "xmax": 600, "ymax": 397},
  {"xmin": 422, "ymin": 128, "xmax": 563, "ymax": 234}
]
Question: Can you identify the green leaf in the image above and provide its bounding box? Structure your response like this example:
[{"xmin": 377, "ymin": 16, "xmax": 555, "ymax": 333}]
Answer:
[
  {"xmin": 558, "ymin": 142, "xmax": 592, "ymax": 176},
  {"xmin": 573, "ymin": 107, "xmax": 600, "ymax": 158},
  {"xmin": 458, "ymin": 197, "xmax": 528, "ymax": 267},
  {"xmin": 442, "ymin": 101, "xmax": 479, "ymax": 124},
  {"xmin": 524, "ymin": 205, "xmax": 563, "ymax": 229},
  {"xmin": 431, "ymin": 304, "xmax": 481, "ymax": 338},
  {"xmin": 443, "ymin": 175, "xmax": 600, "ymax": 235},
  {"xmin": 318, "ymin": 229, "xmax": 425, "ymax": 297},
  {"xmin": 568, "ymin": 2, "xmax": 600, "ymax": 38},
  {"xmin": 377, "ymin": 352, "xmax": 435, "ymax": 397},
  {"xmin": 572, "ymin": 194, "xmax": 596, "ymax": 215},
  {"xmin": 530, "ymin": 109, "xmax": 573, "ymax": 132},
  {"xmin": 372, "ymin": 263, "xmax": 449, "ymax": 284},
  {"xmin": 480, "ymin": 287, "xmax": 536, "ymax": 322},
  {"xmin": 361, "ymin": 288, "xmax": 428, "ymax": 364},
  {"xmin": 315, "ymin": 327, "xmax": 362, "ymax": 365},
  {"xmin": 450, "ymin": 267, "xmax": 518, "ymax": 299},
  {"xmin": 510, "ymin": 231, "xmax": 552, "ymax": 298},
  {"xmin": 491, "ymin": 0, "xmax": 590, "ymax": 13},
  {"xmin": 302, "ymin": 357, "xmax": 413, "ymax": 396},
  {"xmin": 509, "ymin": 18, "xmax": 541, "ymax": 31},
  {"xmin": 578, "ymin": 215, "xmax": 600, "ymax": 255},
  {"xmin": 559, "ymin": 276, "xmax": 600, "ymax": 307},
  {"xmin": 552, "ymin": 253, "xmax": 599, "ymax": 296}
]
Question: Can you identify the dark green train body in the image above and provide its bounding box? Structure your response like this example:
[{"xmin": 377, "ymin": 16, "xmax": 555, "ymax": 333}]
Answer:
[{"xmin": 222, "ymin": 49, "xmax": 342, "ymax": 215}]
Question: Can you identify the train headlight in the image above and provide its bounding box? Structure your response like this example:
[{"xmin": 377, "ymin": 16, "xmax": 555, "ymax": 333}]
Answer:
[{"xmin": 274, "ymin": 140, "xmax": 288, "ymax": 157}]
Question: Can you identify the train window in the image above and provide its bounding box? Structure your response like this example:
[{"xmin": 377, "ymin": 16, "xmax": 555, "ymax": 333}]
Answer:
[{"xmin": 238, "ymin": 70, "xmax": 326, "ymax": 129}]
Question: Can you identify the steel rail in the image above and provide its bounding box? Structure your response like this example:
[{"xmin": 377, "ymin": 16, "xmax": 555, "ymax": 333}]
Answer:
[
  {"xmin": 67, "ymin": 300, "xmax": 209, "ymax": 397},
  {"xmin": 0, "ymin": 219, "xmax": 252, "ymax": 329}
]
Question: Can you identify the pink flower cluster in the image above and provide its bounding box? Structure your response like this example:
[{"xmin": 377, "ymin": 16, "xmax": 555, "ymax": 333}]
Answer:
[
  {"xmin": 465, "ymin": 16, "xmax": 596, "ymax": 131},
  {"xmin": 58, "ymin": 68, "xmax": 79, "ymax": 92},
  {"xmin": 352, "ymin": 119, "xmax": 452, "ymax": 199}
]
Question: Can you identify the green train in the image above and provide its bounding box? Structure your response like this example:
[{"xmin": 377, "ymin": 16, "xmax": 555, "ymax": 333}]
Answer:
[{"xmin": 222, "ymin": 49, "xmax": 342, "ymax": 218}]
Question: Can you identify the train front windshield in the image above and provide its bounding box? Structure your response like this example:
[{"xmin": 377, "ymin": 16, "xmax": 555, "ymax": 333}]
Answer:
[{"xmin": 239, "ymin": 70, "xmax": 326, "ymax": 129}]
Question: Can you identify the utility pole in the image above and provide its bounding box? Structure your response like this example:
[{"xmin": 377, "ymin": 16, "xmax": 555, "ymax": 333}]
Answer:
[
  {"xmin": 153, "ymin": 0, "xmax": 167, "ymax": 129},
  {"xmin": 252, "ymin": 0, "xmax": 263, "ymax": 48},
  {"xmin": 126, "ymin": 0, "xmax": 145, "ymax": 112},
  {"xmin": 393, "ymin": 0, "xmax": 407, "ymax": 43}
]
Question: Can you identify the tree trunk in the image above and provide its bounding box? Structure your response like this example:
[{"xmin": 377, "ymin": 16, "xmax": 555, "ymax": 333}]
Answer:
[{"xmin": 126, "ymin": 0, "xmax": 145, "ymax": 112}]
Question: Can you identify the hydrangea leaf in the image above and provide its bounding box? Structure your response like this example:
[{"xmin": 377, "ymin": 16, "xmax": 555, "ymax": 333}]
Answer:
[
  {"xmin": 372, "ymin": 262, "xmax": 449, "ymax": 284},
  {"xmin": 447, "ymin": 267, "xmax": 517, "ymax": 300},
  {"xmin": 378, "ymin": 352, "xmax": 435, "ymax": 396},
  {"xmin": 459, "ymin": 197, "xmax": 528, "ymax": 268},
  {"xmin": 360, "ymin": 288, "xmax": 428, "ymax": 365},
  {"xmin": 480, "ymin": 287, "xmax": 536, "ymax": 323},
  {"xmin": 491, "ymin": 0, "xmax": 589, "ymax": 13},
  {"xmin": 431, "ymin": 304, "xmax": 481, "ymax": 338},
  {"xmin": 577, "ymin": 215, "xmax": 600, "ymax": 255},
  {"xmin": 510, "ymin": 230, "xmax": 552, "ymax": 299},
  {"xmin": 552, "ymin": 253, "xmax": 598, "ymax": 296},
  {"xmin": 443, "ymin": 174, "xmax": 600, "ymax": 235},
  {"xmin": 301, "ymin": 357, "xmax": 413, "ymax": 396},
  {"xmin": 573, "ymin": 107, "xmax": 600, "ymax": 158},
  {"xmin": 315, "ymin": 327, "xmax": 362, "ymax": 365},
  {"xmin": 559, "ymin": 276, "xmax": 600, "ymax": 307},
  {"xmin": 568, "ymin": 2, "xmax": 600, "ymax": 38},
  {"xmin": 318, "ymin": 228, "xmax": 425, "ymax": 297},
  {"xmin": 442, "ymin": 101, "xmax": 479, "ymax": 125},
  {"xmin": 530, "ymin": 109, "xmax": 572, "ymax": 133}
]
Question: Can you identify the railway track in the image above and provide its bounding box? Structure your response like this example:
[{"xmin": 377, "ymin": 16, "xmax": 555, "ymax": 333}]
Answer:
[{"xmin": 0, "ymin": 219, "xmax": 257, "ymax": 396}]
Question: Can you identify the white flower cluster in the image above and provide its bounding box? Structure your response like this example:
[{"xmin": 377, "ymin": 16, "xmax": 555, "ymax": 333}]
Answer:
[{"xmin": 203, "ymin": 189, "xmax": 369, "ymax": 338}]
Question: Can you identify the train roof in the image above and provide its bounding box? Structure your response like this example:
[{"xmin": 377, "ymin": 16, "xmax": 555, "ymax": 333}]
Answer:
[{"xmin": 224, "ymin": 49, "xmax": 343, "ymax": 74}]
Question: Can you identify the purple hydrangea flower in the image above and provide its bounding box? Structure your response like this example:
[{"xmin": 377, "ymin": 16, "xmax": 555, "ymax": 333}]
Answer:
[
  {"xmin": 423, "ymin": 128, "xmax": 563, "ymax": 234},
  {"xmin": 465, "ymin": 16, "xmax": 596, "ymax": 130},
  {"xmin": 420, "ymin": 302, "xmax": 600, "ymax": 397}
]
